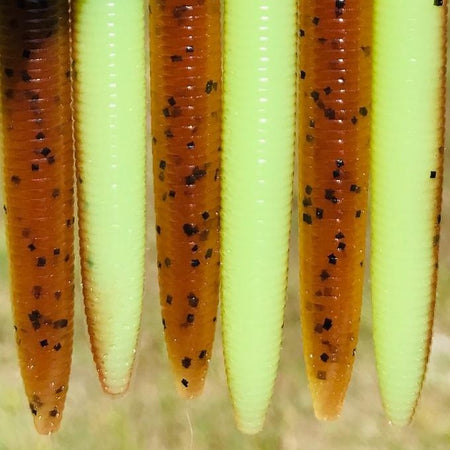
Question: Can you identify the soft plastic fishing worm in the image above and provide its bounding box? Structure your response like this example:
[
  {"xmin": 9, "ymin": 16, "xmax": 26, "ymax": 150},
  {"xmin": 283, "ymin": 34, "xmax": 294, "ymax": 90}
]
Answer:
[
  {"xmin": 149, "ymin": 0, "xmax": 221, "ymax": 398},
  {"xmin": 0, "ymin": 0, "xmax": 74, "ymax": 434},
  {"xmin": 72, "ymin": 1, "xmax": 146, "ymax": 395},
  {"xmin": 370, "ymin": 0, "xmax": 447, "ymax": 425},
  {"xmin": 297, "ymin": 1, "xmax": 372, "ymax": 419},
  {"xmin": 221, "ymin": 0, "xmax": 296, "ymax": 434}
]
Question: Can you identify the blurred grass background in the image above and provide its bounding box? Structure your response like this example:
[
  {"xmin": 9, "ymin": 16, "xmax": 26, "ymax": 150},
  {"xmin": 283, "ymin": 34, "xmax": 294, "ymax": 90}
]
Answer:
[{"xmin": 1, "ymin": 24, "xmax": 450, "ymax": 450}]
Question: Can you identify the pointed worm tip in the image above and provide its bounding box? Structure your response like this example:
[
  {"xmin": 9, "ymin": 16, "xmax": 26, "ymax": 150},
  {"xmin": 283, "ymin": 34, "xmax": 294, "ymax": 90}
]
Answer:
[
  {"xmin": 312, "ymin": 403, "xmax": 343, "ymax": 422},
  {"xmin": 386, "ymin": 412, "xmax": 414, "ymax": 427},
  {"xmin": 235, "ymin": 419, "xmax": 264, "ymax": 436},
  {"xmin": 175, "ymin": 381, "xmax": 205, "ymax": 400},
  {"xmin": 33, "ymin": 415, "xmax": 61, "ymax": 436},
  {"xmin": 98, "ymin": 367, "xmax": 132, "ymax": 397},
  {"xmin": 311, "ymin": 389, "xmax": 345, "ymax": 421},
  {"xmin": 102, "ymin": 383, "xmax": 130, "ymax": 398},
  {"xmin": 233, "ymin": 410, "xmax": 266, "ymax": 435}
]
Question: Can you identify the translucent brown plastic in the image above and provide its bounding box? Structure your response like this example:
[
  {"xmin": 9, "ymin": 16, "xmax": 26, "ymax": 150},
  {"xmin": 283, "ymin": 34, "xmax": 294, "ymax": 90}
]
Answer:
[
  {"xmin": 149, "ymin": 0, "xmax": 221, "ymax": 397},
  {"xmin": 0, "ymin": 0, "xmax": 74, "ymax": 434},
  {"xmin": 297, "ymin": 0, "xmax": 372, "ymax": 419}
]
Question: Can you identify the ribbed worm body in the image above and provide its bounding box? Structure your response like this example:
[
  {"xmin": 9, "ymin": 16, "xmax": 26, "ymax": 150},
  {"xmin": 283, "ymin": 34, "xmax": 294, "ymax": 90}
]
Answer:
[
  {"xmin": 149, "ymin": 0, "xmax": 221, "ymax": 397},
  {"xmin": 370, "ymin": 0, "xmax": 447, "ymax": 425},
  {"xmin": 221, "ymin": 1, "xmax": 296, "ymax": 434},
  {"xmin": 72, "ymin": 1, "xmax": 147, "ymax": 395},
  {"xmin": 0, "ymin": 0, "xmax": 74, "ymax": 434},
  {"xmin": 297, "ymin": 1, "xmax": 372, "ymax": 419}
]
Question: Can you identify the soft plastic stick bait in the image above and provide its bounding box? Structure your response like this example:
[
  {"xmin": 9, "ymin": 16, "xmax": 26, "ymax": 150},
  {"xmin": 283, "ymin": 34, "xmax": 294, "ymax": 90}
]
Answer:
[
  {"xmin": 221, "ymin": 1, "xmax": 296, "ymax": 434},
  {"xmin": 297, "ymin": 1, "xmax": 372, "ymax": 420},
  {"xmin": 0, "ymin": 0, "xmax": 74, "ymax": 434},
  {"xmin": 149, "ymin": 0, "xmax": 221, "ymax": 398},
  {"xmin": 72, "ymin": 0, "xmax": 146, "ymax": 395},
  {"xmin": 370, "ymin": 0, "xmax": 447, "ymax": 426}
]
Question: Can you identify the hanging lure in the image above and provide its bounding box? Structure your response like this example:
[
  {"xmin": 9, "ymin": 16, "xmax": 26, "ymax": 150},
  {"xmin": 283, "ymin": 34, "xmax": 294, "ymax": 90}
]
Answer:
[
  {"xmin": 221, "ymin": 0, "xmax": 296, "ymax": 434},
  {"xmin": 72, "ymin": 0, "xmax": 147, "ymax": 395},
  {"xmin": 0, "ymin": 0, "xmax": 74, "ymax": 434},
  {"xmin": 297, "ymin": 0, "xmax": 372, "ymax": 419},
  {"xmin": 370, "ymin": 0, "xmax": 447, "ymax": 425},
  {"xmin": 149, "ymin": 0, "xmax": 222, "ymax": 398}
]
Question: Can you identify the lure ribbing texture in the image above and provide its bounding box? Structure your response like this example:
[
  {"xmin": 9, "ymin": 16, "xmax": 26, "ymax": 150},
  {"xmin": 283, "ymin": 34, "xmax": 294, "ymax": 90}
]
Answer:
[
  {"xmin": 370, "ymin": 0, "xmax": 447, "ymax": 425},
  {"xmin": 0, "ymin": 0, "xmax": 74, "ymax": 434},
  {"xmin": 297, "ymin": 0, "xmax": 372, "ymax": 420},
  {"xmin": 72, "ymin": 0, "xmax": 147, "ymax": 395},
  {"xmin": 149, "ymin": 0, "xmax": 221, "ymax": 397},
  {"xmin": 221, "ymin": 0, "xmax": 297, "ymax": 434}
]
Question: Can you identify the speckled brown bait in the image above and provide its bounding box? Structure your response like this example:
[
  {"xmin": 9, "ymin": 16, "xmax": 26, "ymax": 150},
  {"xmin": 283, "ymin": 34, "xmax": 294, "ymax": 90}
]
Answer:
[
  {"xmin": 0, "ymin": 0, "xmax": 73, "ymax": 434},
  {"xmin": 297, "ymin": 0, "xmax": 372, "ymax": 419},
  {"xmin": 149, "ymin": 0, "xmax": 221, "ymax": 397}
]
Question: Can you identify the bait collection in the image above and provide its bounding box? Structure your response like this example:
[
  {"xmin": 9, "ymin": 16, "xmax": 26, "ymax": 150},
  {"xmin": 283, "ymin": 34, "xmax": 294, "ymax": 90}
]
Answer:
[{"xmin": 0, "ymin": 0, "xmax": 447, "ymax": 436}]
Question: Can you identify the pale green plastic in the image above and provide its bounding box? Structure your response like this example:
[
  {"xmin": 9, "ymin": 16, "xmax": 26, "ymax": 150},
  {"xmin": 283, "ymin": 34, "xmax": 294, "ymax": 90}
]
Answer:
[
  {"xmin": 73, "ymin": 0, "xmax": 147, "ymax": 395},
  {"xmin": 370, "ymin": 0, "xmax": 446, "ymax": 425},
  {"xmin": 221, "ymin": 0, "xmax": 297, "ymax": 434}
]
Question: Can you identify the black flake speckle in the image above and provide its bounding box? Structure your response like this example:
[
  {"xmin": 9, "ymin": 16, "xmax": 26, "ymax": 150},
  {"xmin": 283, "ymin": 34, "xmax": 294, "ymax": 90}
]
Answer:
[
  {"xmin": 303, "ymin": 213, "xmax": 312, "ymax": 225},
  {"xmin": 181, "ymin": 357, "xmax": 192, "ymax": 368},
  {"xmin": 320, "ymin": 270, "xmax": 330, "ymax": 281},
  {"xmin": 186, "ymin": 314, "xmax": 195, "ymax": 324},
  {"xmin": 187, "ymin": 293, "xmax": 199, "ymax": 307},
  {"xmin": 183, "ymin": 223, "xmax": 198, "ymax": 236},
  {"xmin": 37, "ymin": 257, "xmax": 46, "ymax": 267},
  {"xmin": 32, "ymin": 286, "xmax": 41, "ymax": 299},
  {"xmin": 53, "ymin": 319, "xmax": 68, "ymax": 329}
]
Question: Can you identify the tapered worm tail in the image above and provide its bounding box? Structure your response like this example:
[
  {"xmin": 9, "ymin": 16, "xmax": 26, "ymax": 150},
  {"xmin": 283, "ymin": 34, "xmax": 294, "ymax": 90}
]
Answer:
[
  {"xmin": 297, "ymin": 0, "xmax": 372, "ymax": 420},
  {"xmin": 221, "ymin": 1, "xmax": 296, "ymax": 434},
  {"xmin": 149, "ymin": 0, "xmax": 222, "ymax": 398},
  {"xmin": 371, "ymin": 0, "xmax": 447, "ymax": 425},
  {"xmin": 0, "ymin": 0, "xmax": 74, "ymax": 434},
  {"xmin": 72, "ymin": 1, "xmax": 147, "ymax": 395}
]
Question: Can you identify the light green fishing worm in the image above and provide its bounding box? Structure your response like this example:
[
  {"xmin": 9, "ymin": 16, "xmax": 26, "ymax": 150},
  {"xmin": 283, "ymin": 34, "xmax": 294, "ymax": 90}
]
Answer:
[
  {"xmin": 72, "ymin": 0, "xmax": 147, "ymax": 395},
  {"xmin": 371, "ymin": 0, "xmax": 447, "ymax": 425},
  {"xmin": 221, "ymin": 0, "xmax": 296, "ymax": 434}
]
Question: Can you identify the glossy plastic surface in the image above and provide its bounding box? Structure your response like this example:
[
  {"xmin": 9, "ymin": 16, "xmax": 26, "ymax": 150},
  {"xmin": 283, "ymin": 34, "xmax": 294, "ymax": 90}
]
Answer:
[
  {"xmin": 371, "ymin": 0, "xmax": 447, "ymax": 425},
  {"xmin": 72, "ymin": 0, "xmax": 147, "ymax": 395},
  {"xmin": 221, "ymin": 0, "xmax": 296, "ymax": 434},
  {"xmin": 297, "ymin": 0, "xmax": 372, "ymax": 420},
  {"xmin": 149, "ymin": 0, "xmax": 222, "ymax": 398},
  {"xmin": 0, "ymin": 0, "xmax": 74, "ymax": 434}
]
